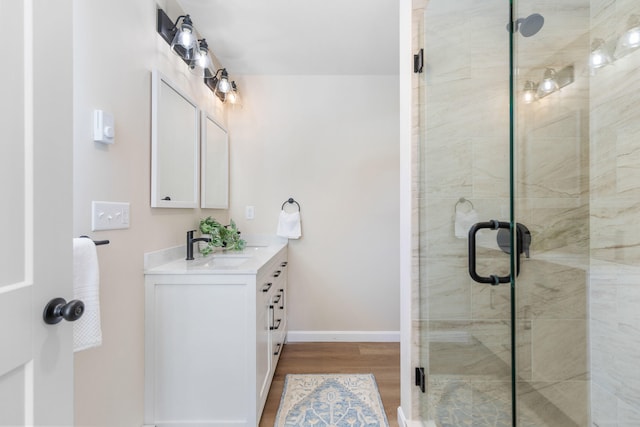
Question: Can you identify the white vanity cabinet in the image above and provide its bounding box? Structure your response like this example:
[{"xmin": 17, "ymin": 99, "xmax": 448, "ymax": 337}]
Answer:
[{"xmin": 144, "ymin": 243, "xmax": 288, "ymax": 427}]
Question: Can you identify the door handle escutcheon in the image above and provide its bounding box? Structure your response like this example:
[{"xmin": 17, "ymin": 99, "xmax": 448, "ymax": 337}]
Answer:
[{"xmin": 468, "ymin": 220, "xmax": 511, "ymax": 285}]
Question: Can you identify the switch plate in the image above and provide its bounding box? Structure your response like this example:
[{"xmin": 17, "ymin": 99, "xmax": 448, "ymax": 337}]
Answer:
[
  {"xmin": 92, "ymin": 201, "xmax": 130, "ymax": 231},
  {"xmin": 245, "ymin": 206, "xmax": 255, "ymax": 220}
]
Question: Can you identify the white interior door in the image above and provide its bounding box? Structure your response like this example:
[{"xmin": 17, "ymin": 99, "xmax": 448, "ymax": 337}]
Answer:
[{"xmin": 0, "ymin": 0, "xmax": 74, "ymax": 425}]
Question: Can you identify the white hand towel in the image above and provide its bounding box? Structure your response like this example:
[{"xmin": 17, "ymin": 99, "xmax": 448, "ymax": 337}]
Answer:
[
  {"xmin": 277, "ymin": 210, "xmax": 302, "ymax": 239},
  {"xmin": 454, "ymin": 208, "xmax": 479, "ymax": 239},
  {"xmin": 73, "ymin": 238, "xmax": 102, "ymax": 352}
]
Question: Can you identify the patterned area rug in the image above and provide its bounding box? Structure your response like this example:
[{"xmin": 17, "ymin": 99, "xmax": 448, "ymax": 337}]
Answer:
[{"xmin": 274, "ymin": 373, "xmax": 389, "ymax": 427}]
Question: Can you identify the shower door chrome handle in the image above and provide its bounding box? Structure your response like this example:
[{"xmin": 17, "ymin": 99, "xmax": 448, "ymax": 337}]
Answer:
[{"xmin": 468, "ymin": 220, "xmax": 511, "ymax": 285}]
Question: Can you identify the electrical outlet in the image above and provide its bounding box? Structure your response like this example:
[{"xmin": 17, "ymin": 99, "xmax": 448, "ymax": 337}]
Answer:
[
  {"xmin": 92, "ymin": 201, "xmax": 130, "ymax": 231},
  {"xmin": 245, "ymin": 206, "xmax": 255, "ymax": 220}
]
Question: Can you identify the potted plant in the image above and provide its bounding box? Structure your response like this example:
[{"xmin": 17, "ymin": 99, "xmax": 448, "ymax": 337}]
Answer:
[{"xmin": 198, "ymin": 216, "xmax": 246, "ymax": 255}]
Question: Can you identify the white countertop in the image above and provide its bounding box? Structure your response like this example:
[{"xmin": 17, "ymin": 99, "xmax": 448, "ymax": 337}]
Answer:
[{"xmin": 144, "ymin": 238, "xmax": 287, "ymax": 275}]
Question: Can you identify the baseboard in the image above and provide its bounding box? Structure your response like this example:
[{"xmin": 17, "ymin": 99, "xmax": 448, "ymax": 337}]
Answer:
[{"xmin": 286, "ymin": 330, "xmax": 400, "ymax": 342}]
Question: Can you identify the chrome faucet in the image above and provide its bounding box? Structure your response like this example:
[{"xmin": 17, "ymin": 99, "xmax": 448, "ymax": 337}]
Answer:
[{"xmin": 186, "ymin": 230, "xmax": 211, "ymax": 260}]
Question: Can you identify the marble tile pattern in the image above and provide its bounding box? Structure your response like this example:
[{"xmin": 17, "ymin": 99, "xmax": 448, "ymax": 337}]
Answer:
[
  {"xmin": 409, "ymin": 0, "xmax": 605, "ymax": 425},
  {"xmin": 589, "ymin": 1, "xmax": 640, "ymax": 426}
]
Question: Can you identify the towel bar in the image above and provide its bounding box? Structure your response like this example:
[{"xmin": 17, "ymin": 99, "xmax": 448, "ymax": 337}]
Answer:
[
  {"xmin": 79, "ymin": 235, "xmax": 110, "ymax": 246},
  {"xmin": 281, "ymin": 197, "xmax": 301, "ymax": 212}
]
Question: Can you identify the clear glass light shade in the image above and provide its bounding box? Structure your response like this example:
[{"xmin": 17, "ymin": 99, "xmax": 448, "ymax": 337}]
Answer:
[
  {"xmin": 522, "ymin": 81, "xmax": 537, "ymax": 103},
  {"xmin": 537, "ymin": 68, "xmax": 559, "ymax": 95},
  {"xmin": 615, "ymin": 16, "xmax": 640, "ymax": 58},
  {"xmin": 215, "ymin": 70, "xmax": 231, "ymax": 94},
  {"xmin": 189, "ymin": 41, "xmax": 212, "ymax": 77},
  {"xmin": 226, "ymin": 82, "xmax": 242, "ymax": 106},
  {"xmin": 170, "ymin": 16, "xmax": 197, "ymax": 60},
  {"xmin": 590, "ymin": 39, "xmax": 613, "ymax": 69}
]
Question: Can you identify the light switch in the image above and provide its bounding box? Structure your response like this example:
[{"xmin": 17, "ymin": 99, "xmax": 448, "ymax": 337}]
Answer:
[
  {"xmin": 92, "ymin": 201, "xmax": 130, "ymax": 231},
  {"xmin": 93, "ymin": 110, "xmax": 115, "ymax": 144}
]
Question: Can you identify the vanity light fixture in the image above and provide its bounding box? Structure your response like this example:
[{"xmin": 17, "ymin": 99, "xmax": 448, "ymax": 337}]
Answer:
[
  {"xmin": 615, "ymin": 15, "xmax": 640, "ymax": 58},
  {"xmin": 537, "ymin": 68, "xmax": 559, "ymax": 96},
  {"xmin": 157, "ymin": 8, "xmax": 242, "ymax": 105},
  {"xmin": 171, "ymin": 15, "xmax": 197, "ymax": 60},
  {"xmin": 522, "ymin": 80, "xmax": 538, "ymax": 104},
  {"xmin": 227, "ymin": 81, "xmax": 242, "ymax": 107},
  {"xmin": 590, "ymin": 38, "xmax": 613, "ymax": 70},
  {"xmin": 189, "ymin": 39, "xmax": 212, "ymax": 77},
  {"xmin": 205, "ymin": 68, "xmax": 231, "ymax": 102},
  {"xmin": 523, "ymin": 65, "xmax": 574, "ymax": 103},
  {"xmin": 157, "ymin": 9, "xmax": 197, "ymax": 60}
]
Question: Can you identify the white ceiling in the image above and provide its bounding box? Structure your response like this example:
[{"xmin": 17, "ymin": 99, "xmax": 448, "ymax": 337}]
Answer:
[{"xmin": 175, "ymin": 0, "xmax": 399, "ymax": 75}]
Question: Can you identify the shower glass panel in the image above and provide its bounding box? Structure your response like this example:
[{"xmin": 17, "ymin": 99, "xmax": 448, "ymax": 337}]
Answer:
[
  {"xmin": 513, "ymin": 1, "xmax": 590, "ymax": 426},
  {"xmin": 417, "ymin": 0, "xmax": 513, "ymax": 425},
  {"xmin": 416, "ymin": 0, "xmax": 591, "ymax": 425}
]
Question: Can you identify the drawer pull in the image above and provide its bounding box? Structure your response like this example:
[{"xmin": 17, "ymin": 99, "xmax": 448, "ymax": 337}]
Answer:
[
  {"xmin": 273, "ymin": 343, "xmax": 282, "ymax": 356},
  {"xmin": 270, "ymin": 319, "xmax": 281, "ymax": 330},
  {"xmin": 280, "ymin": 261, "xmax": 288, "ymax": 267},
  {"xmin": 278, "ymin": 289, "xmax": 285, "ymax": 309},
  {"xmin": 262, "ymin": 283, "xmax": 272, "ymax": 292},
  {"xmin": 269, "ymin": 305, "xmax": 275, "ymax": 330},
  {"xmin": 273, "ymin": 294, "xmax": 282, "ymax": 304},
  {"xmin": 273, "ymin": 270, "xmax": 281, "ymax": 278}
]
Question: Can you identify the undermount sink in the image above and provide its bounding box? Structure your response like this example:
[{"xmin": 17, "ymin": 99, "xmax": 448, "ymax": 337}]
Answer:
[{"xmin": 189, "ymin": 255, "xmax": 251, "ymax": 269}]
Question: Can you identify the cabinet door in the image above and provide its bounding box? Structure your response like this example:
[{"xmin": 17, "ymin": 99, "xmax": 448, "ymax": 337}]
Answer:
[
  {"xmin": 150, "ymin": 283, "xmax": 249, "ymax": 423},
  {"xmin": 256, "ymin": 279, "xmax": 272, "ymax": 404}
]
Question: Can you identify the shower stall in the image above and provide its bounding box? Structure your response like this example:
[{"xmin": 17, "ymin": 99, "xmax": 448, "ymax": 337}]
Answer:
[{"xmin": 411, "ymin": 0, "xmax": 640, "ymax": 425}]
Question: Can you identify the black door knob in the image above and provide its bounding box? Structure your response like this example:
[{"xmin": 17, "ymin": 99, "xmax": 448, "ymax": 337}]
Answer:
[{"xmin": 43, "ymin": 298, "xmax": 85, "ymax": 325}]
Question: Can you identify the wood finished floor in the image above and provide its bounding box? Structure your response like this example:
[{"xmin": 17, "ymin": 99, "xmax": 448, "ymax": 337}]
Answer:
[{"xmin": 259, "ymin": 342, "xmax": 400, "ymax": 427}]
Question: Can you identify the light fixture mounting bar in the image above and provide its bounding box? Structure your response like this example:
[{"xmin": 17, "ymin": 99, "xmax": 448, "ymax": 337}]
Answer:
[{"xmin": 157, "ymin": 8, "xmax": 177, "ymax": 46}]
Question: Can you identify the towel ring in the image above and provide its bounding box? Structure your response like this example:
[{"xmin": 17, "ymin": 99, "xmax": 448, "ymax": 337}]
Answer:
[
  {"xmin": 281, "ymin": 197, "xmax": 301, "ymax": 212},
  {"xmin": 454, "ymin": 197, "xmax": 474, "ymax": 213}
]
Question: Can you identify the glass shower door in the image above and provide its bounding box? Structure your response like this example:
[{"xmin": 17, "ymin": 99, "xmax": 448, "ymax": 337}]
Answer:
[
  {"xmin": 415, "ymin": 0, "xmax": 592, "ymax": 425},
  {"xmin": 416, "ymin": 0, "xmax": 515, "ymax": 425}
]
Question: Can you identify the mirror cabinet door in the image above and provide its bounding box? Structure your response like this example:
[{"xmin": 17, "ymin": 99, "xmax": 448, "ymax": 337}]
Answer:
[
  {"xmin": 151, "ymin": 70, "xmax": 199, "ymax": 208},
  {"xmin": 201, "ymin": 112, "xmax": 229, "ymax": 209}
]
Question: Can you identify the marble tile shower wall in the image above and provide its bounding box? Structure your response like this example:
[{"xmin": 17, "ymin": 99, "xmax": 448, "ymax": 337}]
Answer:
[{"xmin": 589, "ymin": 1, "xmax": 640, "ymax": 426}]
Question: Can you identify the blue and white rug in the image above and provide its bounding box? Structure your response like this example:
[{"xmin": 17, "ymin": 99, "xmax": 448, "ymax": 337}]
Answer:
[{"xmin": 274, "ymin": 374, "xmax": 389, "ymax": 427}]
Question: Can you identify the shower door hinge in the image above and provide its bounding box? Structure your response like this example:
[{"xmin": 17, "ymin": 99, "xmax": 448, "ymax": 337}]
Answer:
[
  {"xmin": 413, "ymin": 49, "xmax": 424, "ymax": 73},
  {"xmin": 415, "ymin": 367, "xmax": 425, "ymax": 393}
]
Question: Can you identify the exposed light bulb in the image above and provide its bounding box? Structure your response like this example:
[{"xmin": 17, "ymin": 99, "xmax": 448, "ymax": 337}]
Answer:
[
  {"xmin": 591, "ymin": 52, "xmax": 605, "ymax": 67},
  {"xmin": 523, "ymin": 91, "xmax": 535, "ymax": 103},
  {"xmin": 537, "ymin": 68, "xmax": 558, "ymax": 95},
  {"xmin": 179, "ymin": 28, "xmax": 194, "ymax": 48},
  {"xmin": 541, "ymin": 79, "xmax": 555, "ymax": 92},
  {"xmin": 216, "ymin": 69, "xmax": 231, "ymax": 94}
]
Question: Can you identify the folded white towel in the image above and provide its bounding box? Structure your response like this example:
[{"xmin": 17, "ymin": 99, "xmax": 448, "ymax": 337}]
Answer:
[
  {"xmin": 277, "ymin": 210, "xmax": 302, "ymax": 239},
  {"xmin": 73, "ymin": 238, "xmax": 102, "ymax": 352},
  {"xmin": 454, "ymin": 208, "xmax": 479, "ymax": 239}
]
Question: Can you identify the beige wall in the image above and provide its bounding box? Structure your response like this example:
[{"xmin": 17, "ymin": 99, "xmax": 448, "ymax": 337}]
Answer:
[
  {"xmin": 228, "ymin": 75, "xmax": 400, "ymax": 336},
  {"xmin": 72, "ymin": 1, "xmax": 400, "ymax": 426},
  {"xmin": 72, "ymin": 0, "xmax": 228, "ymax": 425}
]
